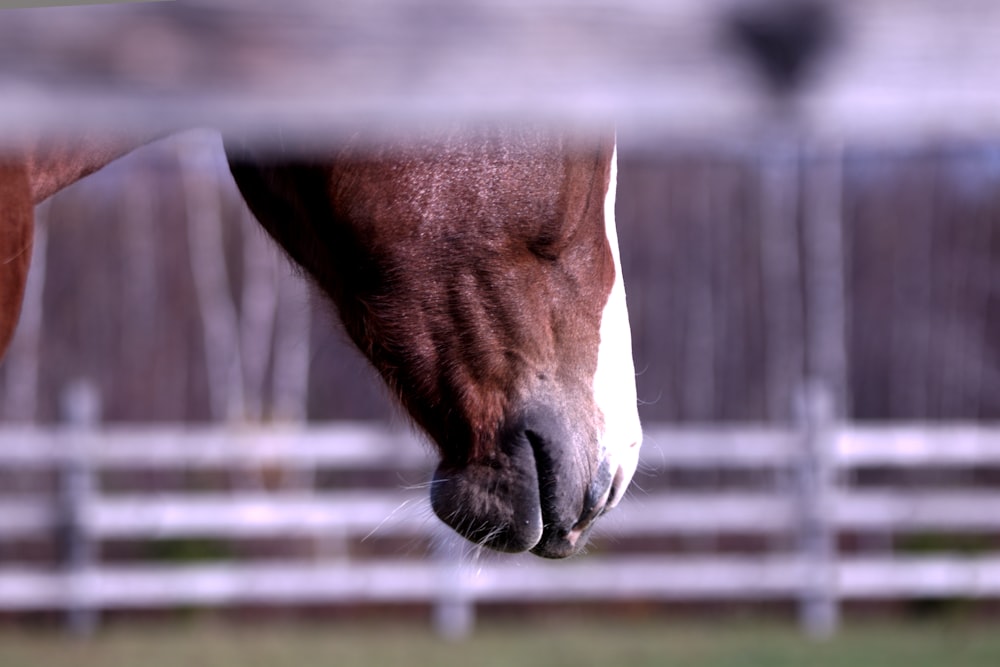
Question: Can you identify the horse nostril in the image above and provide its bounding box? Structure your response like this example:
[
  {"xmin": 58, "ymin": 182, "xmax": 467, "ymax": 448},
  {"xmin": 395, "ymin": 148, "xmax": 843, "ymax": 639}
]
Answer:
[
  {"xmin": 571, "ymin": 463, "xmax": 614, "ymax": 531},
  {"xmin": 572, "ymin": 497, "xmax": 604, "ymax": 532}
]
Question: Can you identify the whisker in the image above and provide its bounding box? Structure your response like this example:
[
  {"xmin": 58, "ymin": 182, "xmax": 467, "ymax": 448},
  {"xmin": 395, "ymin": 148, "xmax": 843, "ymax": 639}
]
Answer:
[
  {"xmin": 399, "ymin": 477, "xmax": 443, "ymax": 492},
  {"xmin": 361, "ymin": 496, "xmax": 423, "ymax": 542},
  {"xmin": 625, "ymin": 478, "xmax": 649, "ymax": 496},
  {"xmin": 637, "ymin": 389, "xmax": 663, "ymax": 406}
]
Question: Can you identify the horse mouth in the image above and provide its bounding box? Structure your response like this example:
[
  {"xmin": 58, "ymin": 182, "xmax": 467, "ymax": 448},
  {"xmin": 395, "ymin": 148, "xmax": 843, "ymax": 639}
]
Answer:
[
  {"xmin": 564, "ymin": 464, "xmax": 623, "ymax": 548},
  {"xmin": 429, "ymin": 413, "xmax": 622, "ymax": 558},
  {"xmin": 527, "ymin": 438, "xmax": 620, "ymax": 559}
]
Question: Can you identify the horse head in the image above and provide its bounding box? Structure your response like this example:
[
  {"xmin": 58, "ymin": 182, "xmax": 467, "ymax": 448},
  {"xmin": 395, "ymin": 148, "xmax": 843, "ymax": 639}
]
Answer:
[{"xmin": 226, "ymin": 127, "xmax": 641, "ymax": 558}]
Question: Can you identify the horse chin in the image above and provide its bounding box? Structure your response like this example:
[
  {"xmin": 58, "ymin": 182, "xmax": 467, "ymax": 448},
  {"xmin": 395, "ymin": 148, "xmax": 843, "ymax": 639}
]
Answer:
[
  {"xmin": 430, "ymin": 457, "xmax": 545, "ymax": 555},
  {"xmin": 429, "ymin": 406, "xmax": 615, "ymax": 559}
]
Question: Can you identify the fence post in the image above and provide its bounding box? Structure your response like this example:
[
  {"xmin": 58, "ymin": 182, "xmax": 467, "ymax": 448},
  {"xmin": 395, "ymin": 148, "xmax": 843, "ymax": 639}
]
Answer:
[
  {"xmin": 58, "ymin": 380, "xmax": 100, "ymax": 637},
  {"xmin": 432, "ymin": 529, "xmax": 475, "ymax": 640},
  {"xmin": 795, "ymin": 381, "xmax": 838, "ymax": 638}
]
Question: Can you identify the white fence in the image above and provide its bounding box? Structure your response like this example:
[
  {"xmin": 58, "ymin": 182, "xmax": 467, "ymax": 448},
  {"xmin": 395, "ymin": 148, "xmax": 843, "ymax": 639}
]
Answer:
[
  {"xmin": 3, "ymin": 417, "xmax": 1000, "ymax": 637},
  {"xmin": 2, "ymin": 0, "xmax": 1000, "ymax": 143}
]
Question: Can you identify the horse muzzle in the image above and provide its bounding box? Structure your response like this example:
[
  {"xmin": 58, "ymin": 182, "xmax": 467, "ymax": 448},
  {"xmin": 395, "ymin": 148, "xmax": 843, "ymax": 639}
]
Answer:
[{"xmin": 429, "ymin": 405, "xmax": 632, "ymax": 558}]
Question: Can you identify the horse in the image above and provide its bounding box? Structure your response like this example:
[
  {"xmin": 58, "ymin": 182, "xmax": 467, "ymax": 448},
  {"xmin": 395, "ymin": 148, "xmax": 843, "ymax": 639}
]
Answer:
[{"xmin": 0, "ymin": 125, "xmax": 642, "ymax": 559}]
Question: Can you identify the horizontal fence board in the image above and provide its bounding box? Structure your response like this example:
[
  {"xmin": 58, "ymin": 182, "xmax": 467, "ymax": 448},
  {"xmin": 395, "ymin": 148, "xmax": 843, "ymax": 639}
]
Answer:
[
  {"xmin": 87, "ymin": 491, "xmax": 430, "ymax": 539},
  {"xmin": 1, "ymin": 1, "xmax": 1000, "ymax": 141},
  {"xmin": 463, "ymin": 557, "xmax": 813, "ymax": 601},
  {"xmin": 837, "ymin": 426, "xmax": 1000, "ymax": 466},
  {"xmin": 89, "ymin": 492, "xmax": 798, "ymax": 539},
  {"xmin": 0, "ymin": 558, "xmax": 810, "ymax": 609},
  {"xmin": 839, "ymin": 557, "xmax": 1000, "ymax": 598},
  {"xmin": 7, "ymin": 424, "xmax": 1000, "ymax": 470},
  {"xmin": 13, "ymin": 489, "xmax": 1000, "ymax": 541},
  {"xmin": 0, "ymin": 569, "xmax": 72, "ymax": 610},
  {"xmin": 836, "ymin": 491, "xmax": 1000, "ymax": 532},
  {"xmin": 0, "ymin": 499, "xmax": 56, "ymax": 536},
  {"xmin": 604, "ymin": 493, "xmax": 796, "ymax": 535},
  {"xmin": 637, "ymin": 427, "xmax": 799, "ymax": 468},
  {"xmin": 0, "ymin": 424, "xmax": 432, "ymax": 468},
  {"xmin": 5, "ymin": 556, "xmax": 1000, "ymax": 610}
]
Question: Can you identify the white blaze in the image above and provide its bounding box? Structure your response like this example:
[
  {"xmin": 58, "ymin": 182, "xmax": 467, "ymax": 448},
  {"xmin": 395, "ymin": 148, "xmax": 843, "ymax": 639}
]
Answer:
[{"xmin": 593, "ymin": 142, "xmax": 642, "ymax": 507}]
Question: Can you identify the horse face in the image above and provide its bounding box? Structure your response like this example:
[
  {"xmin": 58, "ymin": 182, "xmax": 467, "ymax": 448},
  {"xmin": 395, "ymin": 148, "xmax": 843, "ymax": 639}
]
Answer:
[{"xmin": 226, "ymin": 127, "xmax": 641, "ymax": 558}]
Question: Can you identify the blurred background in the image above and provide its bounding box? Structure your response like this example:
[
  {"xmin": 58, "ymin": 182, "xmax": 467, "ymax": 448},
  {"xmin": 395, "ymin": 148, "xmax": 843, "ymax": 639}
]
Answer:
[{"xmin": 3, "ymin": 1, "xmax": 1000, "ymax": 665}]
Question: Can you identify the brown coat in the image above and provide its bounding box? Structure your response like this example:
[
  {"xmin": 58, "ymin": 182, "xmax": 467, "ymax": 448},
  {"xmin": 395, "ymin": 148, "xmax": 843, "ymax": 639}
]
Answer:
[{"xmin": 0, "ymin": 160, "xmax": 32, "ymax": 358}]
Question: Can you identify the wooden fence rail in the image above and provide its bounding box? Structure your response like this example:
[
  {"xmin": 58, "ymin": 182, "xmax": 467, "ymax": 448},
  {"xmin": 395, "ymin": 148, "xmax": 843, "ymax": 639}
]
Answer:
[
  {"xmin": 3, "ymin": 421, "xmax": 1000, "ymax": 637},
  {"xmin": 2, "ymin": 0, "xmax": 1000, "ymax": 142}
]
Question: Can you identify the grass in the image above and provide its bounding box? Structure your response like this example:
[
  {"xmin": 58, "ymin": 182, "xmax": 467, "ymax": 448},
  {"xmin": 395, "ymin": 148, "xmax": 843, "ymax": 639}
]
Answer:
[{"xmin": 1, "ymin": 617, "xmax": 999, "ymax": 667}]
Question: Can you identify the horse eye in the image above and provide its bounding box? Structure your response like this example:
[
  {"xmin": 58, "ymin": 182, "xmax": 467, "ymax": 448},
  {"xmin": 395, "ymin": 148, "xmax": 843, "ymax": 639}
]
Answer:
[
  {"xmin": 527, "ymin": 232, "xmax": 562, "ymax": 261},
  {"xmin": 527, "ymin": 216, "xmax": 566, "ymax": 261}
]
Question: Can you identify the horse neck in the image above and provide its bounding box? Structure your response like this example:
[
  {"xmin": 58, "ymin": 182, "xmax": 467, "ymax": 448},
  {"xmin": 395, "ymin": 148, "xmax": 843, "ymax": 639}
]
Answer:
[
  {"xmin": 0, "ymin": 128, "xmax": 173, "ymax": 360},
  {"xmin": 23, "ymin": 129, "xmax": 172, "ymax": 204}
]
